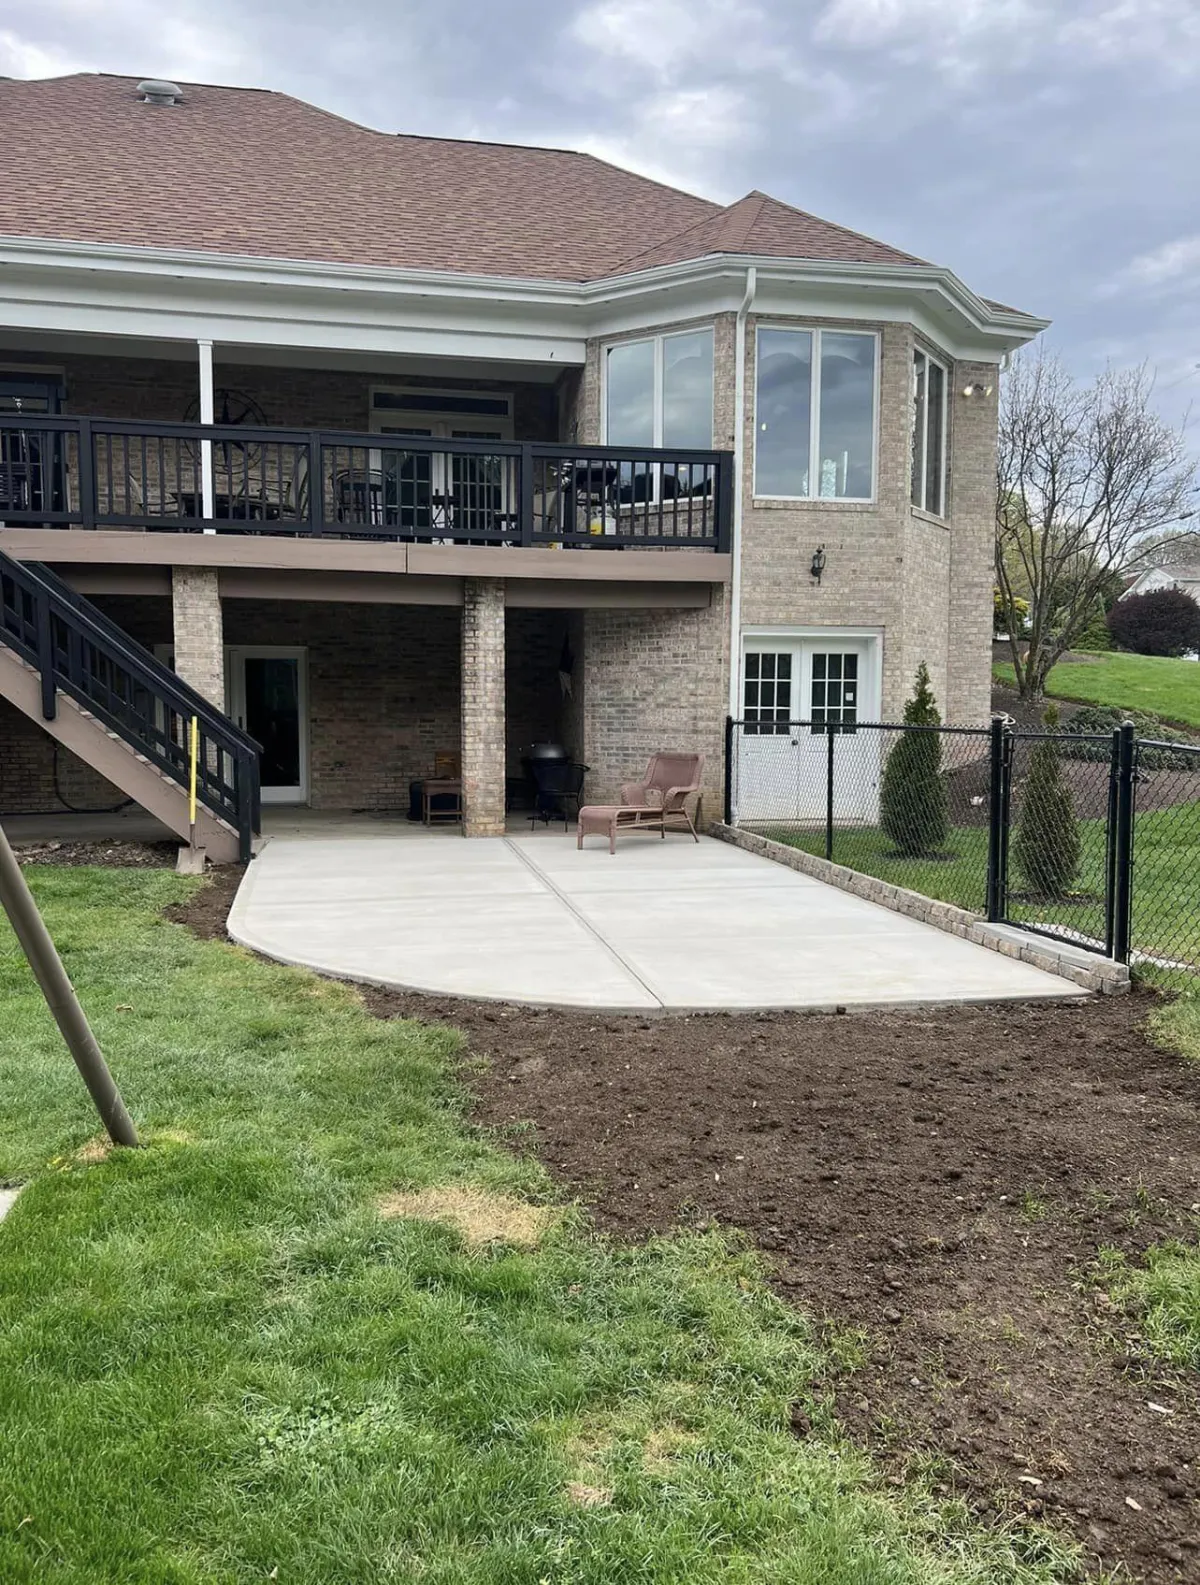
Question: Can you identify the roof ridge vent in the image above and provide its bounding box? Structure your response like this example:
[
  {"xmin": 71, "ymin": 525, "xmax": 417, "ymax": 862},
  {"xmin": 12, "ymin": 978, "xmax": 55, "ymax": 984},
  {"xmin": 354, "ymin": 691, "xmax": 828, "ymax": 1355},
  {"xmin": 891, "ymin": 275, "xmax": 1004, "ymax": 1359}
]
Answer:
[{"xmin": 136, "ymin": 78, "xmax": 183, "ymax": 106}]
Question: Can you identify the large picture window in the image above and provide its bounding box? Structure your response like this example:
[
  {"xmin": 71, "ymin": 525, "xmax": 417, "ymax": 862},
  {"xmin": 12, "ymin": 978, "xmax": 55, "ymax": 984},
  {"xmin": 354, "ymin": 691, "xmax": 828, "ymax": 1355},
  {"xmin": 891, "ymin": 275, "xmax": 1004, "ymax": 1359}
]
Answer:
[
  {"xmin": 911, "ymin": 348, "xmax": 947, "ymax": 516},
  {"xmin": 604, "ymin": 328, "xmax": 714, "ymax": 449},
  {"xmin": 754, "ymin": 327, "xmax": 877, "ymax": 501}
]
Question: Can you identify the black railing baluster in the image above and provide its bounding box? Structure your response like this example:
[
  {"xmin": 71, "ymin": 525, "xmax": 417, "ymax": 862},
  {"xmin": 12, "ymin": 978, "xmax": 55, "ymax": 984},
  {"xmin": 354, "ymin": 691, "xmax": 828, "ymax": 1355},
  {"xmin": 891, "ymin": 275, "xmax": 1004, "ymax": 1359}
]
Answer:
[
  {"xmin": 0, "ymin": 417, "xmax": 729, "ymax": 551},
  {"xmin": 77, "ymin": 418, "xmax": 96, "ymax": 530}
]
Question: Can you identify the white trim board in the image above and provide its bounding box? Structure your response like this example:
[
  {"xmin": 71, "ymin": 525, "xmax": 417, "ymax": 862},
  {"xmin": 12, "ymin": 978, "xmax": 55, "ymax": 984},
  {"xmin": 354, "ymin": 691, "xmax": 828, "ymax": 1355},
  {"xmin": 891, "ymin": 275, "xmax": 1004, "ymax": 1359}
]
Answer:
[{"xmin": 0, "ymin": 236, "xmax": 1047, "ymax": 367}]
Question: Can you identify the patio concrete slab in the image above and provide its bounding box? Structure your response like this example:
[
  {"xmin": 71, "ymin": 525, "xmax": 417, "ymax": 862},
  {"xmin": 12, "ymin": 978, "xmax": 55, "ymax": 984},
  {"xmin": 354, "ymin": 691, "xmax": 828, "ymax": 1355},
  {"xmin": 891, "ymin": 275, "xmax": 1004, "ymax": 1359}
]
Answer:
[{"xmin": 228, "ymin": 827, "xmax": 1087, "ymax": 1012}]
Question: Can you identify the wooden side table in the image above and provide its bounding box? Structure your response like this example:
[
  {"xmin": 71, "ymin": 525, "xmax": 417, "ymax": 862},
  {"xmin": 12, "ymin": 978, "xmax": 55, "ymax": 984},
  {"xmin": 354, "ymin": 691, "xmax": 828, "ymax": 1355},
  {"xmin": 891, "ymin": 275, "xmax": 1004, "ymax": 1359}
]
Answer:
[{"xmin": 421, "ymin": 778, "xmax": 462, "ymax": 825}]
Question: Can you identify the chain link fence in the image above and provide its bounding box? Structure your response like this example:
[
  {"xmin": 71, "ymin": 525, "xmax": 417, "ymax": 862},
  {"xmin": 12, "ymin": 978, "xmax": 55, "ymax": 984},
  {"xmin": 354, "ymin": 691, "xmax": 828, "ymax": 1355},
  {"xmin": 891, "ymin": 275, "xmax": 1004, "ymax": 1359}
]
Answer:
[
  {"xmin": 726, "ymin": 717, "xmax": 1200, "ymax": 975},
  {"xmin": 1131, "ymin": 740, "xmax": 1200, "ymax": 973}
]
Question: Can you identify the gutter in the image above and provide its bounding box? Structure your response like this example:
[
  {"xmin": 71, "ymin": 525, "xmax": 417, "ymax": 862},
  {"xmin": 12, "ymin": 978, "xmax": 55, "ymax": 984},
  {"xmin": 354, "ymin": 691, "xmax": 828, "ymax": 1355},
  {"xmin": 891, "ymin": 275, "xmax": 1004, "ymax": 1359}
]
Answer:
[{"xmin": 728, "ymin": 265, "xmax": 757, "ymax": 719}]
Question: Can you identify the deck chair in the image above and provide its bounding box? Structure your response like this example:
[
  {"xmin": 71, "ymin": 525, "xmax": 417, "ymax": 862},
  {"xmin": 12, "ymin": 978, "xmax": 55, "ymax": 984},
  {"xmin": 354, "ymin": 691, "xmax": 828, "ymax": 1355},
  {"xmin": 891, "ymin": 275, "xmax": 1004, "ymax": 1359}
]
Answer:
[{"xmin": 619, "ymin": 752, "xmax": 704, "ymax": 841}]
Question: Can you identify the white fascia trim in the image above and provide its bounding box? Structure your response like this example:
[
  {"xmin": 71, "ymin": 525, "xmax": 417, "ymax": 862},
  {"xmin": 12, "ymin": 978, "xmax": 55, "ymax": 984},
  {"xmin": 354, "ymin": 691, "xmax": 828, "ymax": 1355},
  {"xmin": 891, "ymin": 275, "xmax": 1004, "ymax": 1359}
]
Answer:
[{"xmin": 0, "ymin": 236, "xmax": 1047, "ymax": 358}]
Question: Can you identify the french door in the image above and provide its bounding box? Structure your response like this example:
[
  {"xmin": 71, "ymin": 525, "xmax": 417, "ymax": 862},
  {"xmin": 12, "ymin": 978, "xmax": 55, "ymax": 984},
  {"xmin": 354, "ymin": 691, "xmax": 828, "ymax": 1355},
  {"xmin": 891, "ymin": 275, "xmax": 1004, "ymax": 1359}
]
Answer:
[
  {"xmin": 738, "ymin": 638, "xmax": 880, "ymax": 823},
  {"xmin": 226, "ymin": 647, "xmax": 308, "ymax": 804},
  {"xmin": 372, "ymin": 412, "xmax": 513, "ymax": 538}
]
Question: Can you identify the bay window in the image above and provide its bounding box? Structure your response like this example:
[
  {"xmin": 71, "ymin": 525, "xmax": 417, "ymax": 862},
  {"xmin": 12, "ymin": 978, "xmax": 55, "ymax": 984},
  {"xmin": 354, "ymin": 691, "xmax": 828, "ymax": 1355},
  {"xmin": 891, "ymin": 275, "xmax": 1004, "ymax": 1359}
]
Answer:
[
  {"xmin": 754, "ymin": 327, "xmax": 877, "ymax": 501},
  {"xmin": 911, "ymin": 348, "xmax": 947, "ymax": 516},
  {"xmin": 604, "ymin": 328, "xmax": 714, "ymax": 448}
]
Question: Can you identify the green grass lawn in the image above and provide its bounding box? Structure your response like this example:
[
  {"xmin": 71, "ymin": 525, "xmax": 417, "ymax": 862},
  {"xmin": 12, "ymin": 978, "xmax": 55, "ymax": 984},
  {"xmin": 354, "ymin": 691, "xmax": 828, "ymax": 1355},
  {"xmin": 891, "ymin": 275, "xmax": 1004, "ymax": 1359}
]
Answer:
[
  {"xmin": 770, "ymin": 800, "xmax": 1200, "ymax": 969},
  {"xmin": 993, "ymin": 651, "xmax": 1200, "ymax": 728},
  {"xmin": 0, "ymin": 867, "xmax": 1083, "ymax": 1585}
]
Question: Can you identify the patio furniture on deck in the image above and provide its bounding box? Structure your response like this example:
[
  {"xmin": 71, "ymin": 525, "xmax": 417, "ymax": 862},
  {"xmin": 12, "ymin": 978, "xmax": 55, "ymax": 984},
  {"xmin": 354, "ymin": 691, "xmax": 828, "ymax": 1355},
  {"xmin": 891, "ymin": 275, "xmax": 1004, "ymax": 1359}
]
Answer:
[{"xmin": 576, "ymin": 752, "xmax": 705, "ymax": 853}]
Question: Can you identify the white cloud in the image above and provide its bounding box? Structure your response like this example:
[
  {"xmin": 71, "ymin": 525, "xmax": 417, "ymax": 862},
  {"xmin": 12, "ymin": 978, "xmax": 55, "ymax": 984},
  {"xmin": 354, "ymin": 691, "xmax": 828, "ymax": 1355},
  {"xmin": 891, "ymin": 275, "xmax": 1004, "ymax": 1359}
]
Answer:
[
  {"xmin": 1100, "ymin": 236, "xmax": 1200, "ymax": 297},
  {"xmin": 814, "ymin": 0, "xmax": 1037, "ymax": 77},
  {"xmin": 815, "ymin": 0, "xmax": 1200, "ymax": 80},
  {"xmin": 0, "ymin": 28, "xmax": 85, "ymax": 78},
  {"xmin": 569, "ymin": 0, "xmax": 776, "ymax": 79},
  {"xmin": 1060, "ymin": 0, "xmax": 1200, "ymax": 71}
]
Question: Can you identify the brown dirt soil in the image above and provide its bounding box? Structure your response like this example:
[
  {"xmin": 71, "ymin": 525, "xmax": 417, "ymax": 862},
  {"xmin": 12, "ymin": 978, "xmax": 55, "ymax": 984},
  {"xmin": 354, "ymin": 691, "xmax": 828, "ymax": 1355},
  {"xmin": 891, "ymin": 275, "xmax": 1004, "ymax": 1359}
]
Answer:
[
  {"xmin": 12, "ymin": 839, "xmax": 178, "ymax": 868},
  {"xmin": 166, "ymin": 873, "xmax": 1200, "ymax": 1582}
]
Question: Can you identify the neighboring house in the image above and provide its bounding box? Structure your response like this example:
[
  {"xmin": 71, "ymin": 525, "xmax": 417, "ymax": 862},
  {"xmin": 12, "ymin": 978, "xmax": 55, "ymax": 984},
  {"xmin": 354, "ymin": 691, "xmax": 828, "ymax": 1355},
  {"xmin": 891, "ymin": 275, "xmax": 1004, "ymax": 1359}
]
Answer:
[
  {"xmin": 1120, "ymin": 563, "xmax": 1200, "ymax": 607},
  {"xmin": 0, "ymin": 73, "xmax": 1046, "ymax": 845}
]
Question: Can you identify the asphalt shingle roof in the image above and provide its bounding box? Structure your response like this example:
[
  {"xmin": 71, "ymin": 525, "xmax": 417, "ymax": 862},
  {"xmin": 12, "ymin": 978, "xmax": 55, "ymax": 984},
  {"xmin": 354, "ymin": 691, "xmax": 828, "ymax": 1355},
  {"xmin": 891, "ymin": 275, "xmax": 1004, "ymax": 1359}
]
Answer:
[{"xmin": 1, "ymin": 74, "xmax": 928, "ymax": 281}]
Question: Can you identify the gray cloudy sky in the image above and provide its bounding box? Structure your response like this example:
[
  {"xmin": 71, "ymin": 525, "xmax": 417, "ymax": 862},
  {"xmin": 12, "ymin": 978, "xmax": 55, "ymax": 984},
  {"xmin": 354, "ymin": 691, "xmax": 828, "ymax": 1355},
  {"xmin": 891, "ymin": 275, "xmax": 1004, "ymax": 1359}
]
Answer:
[{"xmin": 4, "ymin": 0, "xmax": 1199, "ymax": 430}]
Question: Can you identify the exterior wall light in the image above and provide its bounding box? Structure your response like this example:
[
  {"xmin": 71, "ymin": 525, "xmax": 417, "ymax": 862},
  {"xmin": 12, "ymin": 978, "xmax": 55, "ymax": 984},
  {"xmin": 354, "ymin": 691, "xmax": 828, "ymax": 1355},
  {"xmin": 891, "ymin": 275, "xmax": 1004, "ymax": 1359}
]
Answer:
[
  {"xmin": 961, "ymin": 382, "xmax": 994, "ymax": 398},
  {"xmin": 811, "ymin": 544, "xmax": 827, "ymax": 584}
]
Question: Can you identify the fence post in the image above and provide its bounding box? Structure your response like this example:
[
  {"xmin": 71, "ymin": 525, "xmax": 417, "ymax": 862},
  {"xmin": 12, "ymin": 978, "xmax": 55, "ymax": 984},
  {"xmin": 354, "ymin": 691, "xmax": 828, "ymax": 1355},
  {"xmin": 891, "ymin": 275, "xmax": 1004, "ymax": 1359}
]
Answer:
[
  {"xmin": 723, "ymin": 716, "xmax": 735, "ymax": 825},
  {"xmin": 1110, "ymin": 721, "xmax": 1137, "ymax": 964},
  {"xmin": 825, "ymin": 729, "xmax": 835, "ymax": 862},
  {"xmin": 985, "ymin": 715, "xmax": 1009, "ymax": 923},
  {"xmin": 1104, "ymin": 728, "xmax": 1120, "ymax": 956}
]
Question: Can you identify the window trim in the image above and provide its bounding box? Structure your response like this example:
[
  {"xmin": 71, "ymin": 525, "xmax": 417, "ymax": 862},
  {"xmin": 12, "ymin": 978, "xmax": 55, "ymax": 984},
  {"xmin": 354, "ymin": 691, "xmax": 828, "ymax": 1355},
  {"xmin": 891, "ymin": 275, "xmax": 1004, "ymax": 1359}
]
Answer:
[
  {"xmin": 752, "ymin": 324, "xmax": 880, "ymax": 504},
  {"xmin": 910, "ymin": 346, "xmax": 948, "ymax": 519},
  {"xmin": 599, "ymin": 325, "xmax": 715, "ymax": 448}
]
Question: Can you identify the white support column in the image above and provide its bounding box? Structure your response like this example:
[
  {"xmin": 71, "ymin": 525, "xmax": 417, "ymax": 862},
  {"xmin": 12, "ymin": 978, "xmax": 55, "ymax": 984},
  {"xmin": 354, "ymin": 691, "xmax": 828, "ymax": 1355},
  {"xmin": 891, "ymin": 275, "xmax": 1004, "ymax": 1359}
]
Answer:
[{"xmin": 197, "ymin": 338, "xmax": 215, "ymax": 532}]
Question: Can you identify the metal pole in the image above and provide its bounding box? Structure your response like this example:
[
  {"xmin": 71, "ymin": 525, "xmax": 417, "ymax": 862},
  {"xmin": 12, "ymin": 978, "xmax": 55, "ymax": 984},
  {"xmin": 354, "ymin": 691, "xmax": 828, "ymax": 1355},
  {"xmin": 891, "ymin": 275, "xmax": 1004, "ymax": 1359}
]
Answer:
[
  {"xmin": 723, "ymin": 715, "xmax": 735, "ymax": 825},
  {"xmin": 0, "ymin": 823, "xmax": 139, "ymax": 1148},
  {"xmin": 1104, "ymin": 727, "xmax": 1120, "ymax": 957},
  {"xmin": 825, "ymin": 729, "xmax": 835, "ymax": 862},
  {"xmin": 986, "ymin": 715, "xmax": 1007, "ymax": 922},
  {"xmin": 1111, "ymin": 721, "xmax": 1137, "ymax": 965}
]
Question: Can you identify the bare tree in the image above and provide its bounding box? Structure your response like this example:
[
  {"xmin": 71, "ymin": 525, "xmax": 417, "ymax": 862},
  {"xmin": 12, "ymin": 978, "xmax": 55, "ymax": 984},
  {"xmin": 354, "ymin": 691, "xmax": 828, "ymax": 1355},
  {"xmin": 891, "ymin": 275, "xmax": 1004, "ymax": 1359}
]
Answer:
[{"xmin": 995, "ymin": 353, "xmax": 1197, "ymax": 698}]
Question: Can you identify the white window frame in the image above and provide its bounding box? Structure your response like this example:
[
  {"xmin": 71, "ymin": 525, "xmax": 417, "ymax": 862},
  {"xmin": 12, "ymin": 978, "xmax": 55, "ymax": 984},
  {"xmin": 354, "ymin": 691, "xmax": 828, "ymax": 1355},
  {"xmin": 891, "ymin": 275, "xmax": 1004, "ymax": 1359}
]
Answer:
[
  {"xmin": 752, "ymin": 326, "xmax": 880, "ymax": 504},
  {"xmin": 911, "ymin": 347, "xmax": 948, "ymax": 519},
  {"xmin": 599, "ymin": 326, "xmax": 715, "ymax": 448}
]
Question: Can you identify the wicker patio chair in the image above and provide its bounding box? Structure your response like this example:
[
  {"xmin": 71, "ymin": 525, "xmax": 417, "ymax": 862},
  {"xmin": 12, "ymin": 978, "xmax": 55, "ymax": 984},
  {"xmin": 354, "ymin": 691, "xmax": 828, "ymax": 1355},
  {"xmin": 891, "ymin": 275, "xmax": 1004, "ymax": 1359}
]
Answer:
[{"xmin": 620, "ymin": 752, "xmax": 704, "ymax": 841}]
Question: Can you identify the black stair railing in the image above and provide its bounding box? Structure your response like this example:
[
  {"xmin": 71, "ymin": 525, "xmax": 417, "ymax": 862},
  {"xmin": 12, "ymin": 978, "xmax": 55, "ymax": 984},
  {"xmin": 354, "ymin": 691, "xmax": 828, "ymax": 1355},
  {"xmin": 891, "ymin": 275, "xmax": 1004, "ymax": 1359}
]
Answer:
[{"xmin": 0, "ymin": 550, "xmax": 260, "ymax": 860}]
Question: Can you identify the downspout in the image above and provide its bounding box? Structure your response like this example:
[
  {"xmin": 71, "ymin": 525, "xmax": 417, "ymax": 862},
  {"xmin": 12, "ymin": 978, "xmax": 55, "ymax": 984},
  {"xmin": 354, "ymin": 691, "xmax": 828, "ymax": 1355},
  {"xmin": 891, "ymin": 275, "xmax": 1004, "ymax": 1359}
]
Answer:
[{"xmin": 727, "ymin": 265, "xmax": 757, "ymax": 718}]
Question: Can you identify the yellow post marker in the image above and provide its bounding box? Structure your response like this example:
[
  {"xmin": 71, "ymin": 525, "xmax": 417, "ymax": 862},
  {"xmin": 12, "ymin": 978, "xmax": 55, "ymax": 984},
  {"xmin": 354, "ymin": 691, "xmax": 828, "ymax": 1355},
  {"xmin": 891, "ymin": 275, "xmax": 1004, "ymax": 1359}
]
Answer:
[
  {"xmin": 176, "ymin": 716, "xmax": 206, "ymax": 875},
  {"xmin": 188, "ymin": 715, "xmax": 199, "ymax": 843}
]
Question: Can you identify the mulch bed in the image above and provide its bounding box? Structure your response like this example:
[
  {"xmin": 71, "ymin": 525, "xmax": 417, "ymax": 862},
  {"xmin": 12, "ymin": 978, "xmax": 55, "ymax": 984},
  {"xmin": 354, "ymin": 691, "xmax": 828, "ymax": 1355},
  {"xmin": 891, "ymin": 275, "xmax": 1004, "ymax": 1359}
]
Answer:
[{"xmin": 144, "ymin": 871, "xmax": 1200, "ymax": 1579}]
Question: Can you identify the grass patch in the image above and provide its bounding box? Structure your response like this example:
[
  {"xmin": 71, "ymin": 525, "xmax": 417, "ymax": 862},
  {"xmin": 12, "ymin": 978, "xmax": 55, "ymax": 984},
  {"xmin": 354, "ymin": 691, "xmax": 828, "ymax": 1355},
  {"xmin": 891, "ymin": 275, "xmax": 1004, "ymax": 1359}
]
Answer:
[
  {"xmin": 1099, "ymin": 1241, "xmax": 1200, "ymax": 1372},
  {"xmin": 993, "ymin": 651, "xmax": 1200, "ymax": 728},
  {"xmin": 0, "ymin": 867, "xmax": 1084, "ymax": 1583},
  {"xmin": 768, "ymin": 800, "xmax": 1200, "ymax": 965}
]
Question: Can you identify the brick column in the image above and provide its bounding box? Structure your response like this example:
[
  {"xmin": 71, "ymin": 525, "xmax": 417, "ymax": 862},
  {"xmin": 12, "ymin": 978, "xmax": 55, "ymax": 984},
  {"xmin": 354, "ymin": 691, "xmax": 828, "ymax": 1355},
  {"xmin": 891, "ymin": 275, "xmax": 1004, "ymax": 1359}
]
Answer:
[
  {"xmin": 461, "ymin": 577, "xmax": 506, "ymax": 836},
  {"xmin": 171, "ymin": 567, "xmax": 225, "ymax": 708}
]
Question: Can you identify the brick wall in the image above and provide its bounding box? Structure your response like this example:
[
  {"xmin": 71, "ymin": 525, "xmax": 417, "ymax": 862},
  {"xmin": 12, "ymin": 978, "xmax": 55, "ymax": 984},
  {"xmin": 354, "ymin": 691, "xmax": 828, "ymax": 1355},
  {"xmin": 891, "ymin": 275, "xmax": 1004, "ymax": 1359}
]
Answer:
[
  {"xmin": 578, "ymin": 590, "xmax": 728, "ymax": 822},
  {"xmin": 172, "ymin": 568, "xmax": 224, "ymax": 705},
  {"xmin": 460, "ymin": 578, "xmax": 506, "ymax": 835},
  {"xmin": 7, "ymin": 350, "xmax": 559, "ymax": 441}
]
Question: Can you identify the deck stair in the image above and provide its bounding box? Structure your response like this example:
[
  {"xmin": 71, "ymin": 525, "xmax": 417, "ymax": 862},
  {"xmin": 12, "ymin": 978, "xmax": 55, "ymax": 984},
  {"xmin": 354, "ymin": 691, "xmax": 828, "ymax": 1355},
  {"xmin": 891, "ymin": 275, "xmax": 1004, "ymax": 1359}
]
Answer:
[{"xmin": 0, "ymin": 550, "xmax": 259, "ymax": 862}]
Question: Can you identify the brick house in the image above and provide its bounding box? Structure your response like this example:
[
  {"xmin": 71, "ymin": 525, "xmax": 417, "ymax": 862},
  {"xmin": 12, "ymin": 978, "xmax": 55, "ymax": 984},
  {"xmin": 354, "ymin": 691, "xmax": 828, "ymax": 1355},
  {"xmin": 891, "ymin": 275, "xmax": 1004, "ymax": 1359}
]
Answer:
[{"xmin": 0, "ymin": 73, "xmax": 1045, "ymax": 850}]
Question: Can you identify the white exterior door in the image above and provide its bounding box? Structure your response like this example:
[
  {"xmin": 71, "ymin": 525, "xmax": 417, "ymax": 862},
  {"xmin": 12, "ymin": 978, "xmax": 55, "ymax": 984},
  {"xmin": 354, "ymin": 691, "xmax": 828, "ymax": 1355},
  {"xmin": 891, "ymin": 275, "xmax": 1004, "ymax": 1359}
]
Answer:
[{"xmin": 737, "ymin": 637, "xmax": 880, "ymax": 824}]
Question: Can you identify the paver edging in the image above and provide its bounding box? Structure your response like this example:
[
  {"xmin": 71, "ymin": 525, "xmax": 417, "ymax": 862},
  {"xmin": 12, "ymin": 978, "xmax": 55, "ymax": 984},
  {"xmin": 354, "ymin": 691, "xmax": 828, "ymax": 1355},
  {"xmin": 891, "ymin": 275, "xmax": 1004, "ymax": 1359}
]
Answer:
[{"xmin": 709, "ymin": 822, "xmax": 1130, "ymax": 997}]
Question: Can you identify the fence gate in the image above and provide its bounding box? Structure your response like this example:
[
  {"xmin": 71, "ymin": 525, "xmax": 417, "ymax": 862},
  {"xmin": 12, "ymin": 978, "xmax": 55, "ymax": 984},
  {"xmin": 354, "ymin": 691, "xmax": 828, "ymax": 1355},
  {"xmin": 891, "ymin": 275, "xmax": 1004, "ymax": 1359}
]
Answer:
[{"xmin": 990, "ymin": 721, "xmax": 1136, "ymax": 962}]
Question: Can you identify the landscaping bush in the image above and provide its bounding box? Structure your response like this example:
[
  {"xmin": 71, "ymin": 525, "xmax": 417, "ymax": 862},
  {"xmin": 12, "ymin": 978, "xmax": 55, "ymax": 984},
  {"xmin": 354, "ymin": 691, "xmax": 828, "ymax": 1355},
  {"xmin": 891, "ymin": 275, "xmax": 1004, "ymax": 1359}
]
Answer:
[
  {"xmin": 1013, "ymin": 704, "xmax": 1082, "ymax": 897},
  {"xmin": 1059, "ymin": 705, "xmax": 1200, "ymax": 769},
  {"xmin": 1107, "ymin": 588, "xmax": 1200, "ymax": 657},
  {"xmin": 1073, "ymin": 609, "xmax": 1114, "ymax": 651},
  {"xmin": 880, "ymin": 662, "xmax": 950, "ymax": 856}
]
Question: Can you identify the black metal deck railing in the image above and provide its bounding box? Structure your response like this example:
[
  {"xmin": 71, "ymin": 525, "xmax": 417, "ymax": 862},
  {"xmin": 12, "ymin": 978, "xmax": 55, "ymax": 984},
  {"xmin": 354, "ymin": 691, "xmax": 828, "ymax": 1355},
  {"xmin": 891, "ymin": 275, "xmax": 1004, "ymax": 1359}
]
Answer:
[
  {"xmin": 0, "ymin": 549, "xmax": 261, "ymax": 860},
  {"xmin": 0, "ymin": 416, "xmax": 733, "ymax": 553}
]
